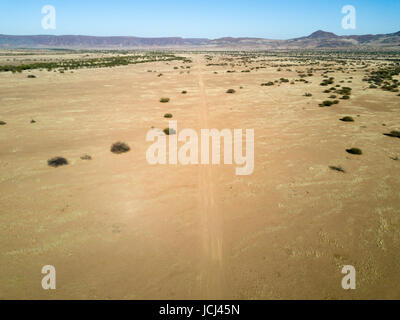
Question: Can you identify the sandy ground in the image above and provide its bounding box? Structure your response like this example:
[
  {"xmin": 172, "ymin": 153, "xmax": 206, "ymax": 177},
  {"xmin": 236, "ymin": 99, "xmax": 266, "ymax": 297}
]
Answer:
[{"xmin": 0, "ymin": 53, "xmax": 399, "ymax": 299}]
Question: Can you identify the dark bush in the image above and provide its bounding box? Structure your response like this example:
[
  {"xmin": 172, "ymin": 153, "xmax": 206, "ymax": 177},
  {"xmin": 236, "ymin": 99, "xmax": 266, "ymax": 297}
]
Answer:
[
  {"xmin": 160, "ymin": 98, "xmax": 170, "ymax": 103},
  {"xmin": 322, "ymin": 100, "xmax": 333, "ymax": 107},
  {"xmin": 346, "ymin": 148, "xmax": 363, "ymax": 155},
  {"xmin": 340, "ymin": 116, "xmax": 354, "ymax": 122},
  {"xmin": 80, "ymin": 154, "xmax": 92, "ymax": 160},
  {"xmin": 111, "ymin": 142, "xmax": 130, "ymax": 154},
  {"xmin": 384, "ymin": 131, "xmax": 400, "ymax": 138},
  {"xmin": 0, "ymin": 121, "xmax": 6, "ymax": 125},
  {"xmin": 48, "ymin": 157, "xmax": 68, "ymax": 167},
  {"xmin": 164, "ymin": 113, "xmax": 173, "ymax": 118},
  {"xmin": 329, "ymin": 166, "xmax": 345, "ymax": 173},
  {"xmin": 27, "ymin": 75, "xmax": 36, "ymax": 78},
  {"xmin": 226, "ymin": 89, "xmax": 236, "ymax": 94},
  {"xmin": 163, "ymin": 128, "xmax": 176, "ymax": 135}
]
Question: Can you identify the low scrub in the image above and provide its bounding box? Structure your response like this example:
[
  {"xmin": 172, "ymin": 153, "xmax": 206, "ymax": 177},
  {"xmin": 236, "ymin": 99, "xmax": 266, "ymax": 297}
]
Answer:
[
  {"xmin": 111, "ymin": 142, "xmax": 130, "ymax": 154},
  {"xmin": 384, "ymin": 131, "xmax": 400, "ymax": 138},
  {"xmin": 340, "ymin": 116, "xmax": 355, "ymax": 122},
  {"xmin": 346, "ymin": 148, "xmax": 362, "ymax": 155},
  {"xmin": 329, "ymin": 166, "xmax": 345, "ymax": 173},
  {"xmin": 163, "ymin": 128, "xmax": 176, "ymax": 135},
  {"xmin": 48, "ymin": 157, "xmax": 68, "ymax": 167},
  {"xmin": 80, "ymin": 154, "xmax": 92, "ymax": 160}
]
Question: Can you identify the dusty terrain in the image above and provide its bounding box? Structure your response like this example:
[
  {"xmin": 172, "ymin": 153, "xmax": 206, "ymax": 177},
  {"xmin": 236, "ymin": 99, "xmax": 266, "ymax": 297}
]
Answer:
[{"xmin": 0, "ymin": 51, "xmax": 399, "ymax": 299}]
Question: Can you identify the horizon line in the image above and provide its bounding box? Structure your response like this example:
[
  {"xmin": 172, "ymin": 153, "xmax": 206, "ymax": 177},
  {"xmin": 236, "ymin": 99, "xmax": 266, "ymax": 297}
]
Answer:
[{"xmin": 2, "ymin": 29, "xmax": 400, "ymax": 41}]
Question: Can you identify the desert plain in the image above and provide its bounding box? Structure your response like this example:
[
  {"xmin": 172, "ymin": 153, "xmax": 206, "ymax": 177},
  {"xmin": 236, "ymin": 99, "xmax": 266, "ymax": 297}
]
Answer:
[{"xmin": 0, "ymin": 50, "xmax": 399, "ymax": 299}]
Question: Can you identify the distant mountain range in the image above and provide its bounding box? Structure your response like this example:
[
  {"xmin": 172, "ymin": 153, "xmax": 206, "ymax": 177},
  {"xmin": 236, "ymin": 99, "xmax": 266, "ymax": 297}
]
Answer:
[{"xmin": 1, "ymin": 30, "xmax": 400, "ymax": 49}]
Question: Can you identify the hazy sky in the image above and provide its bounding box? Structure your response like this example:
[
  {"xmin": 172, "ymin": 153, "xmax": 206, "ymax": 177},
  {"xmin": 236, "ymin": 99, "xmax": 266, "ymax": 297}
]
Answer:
[{"xmin": 1, "ymin": 0, "xmax": 399, "ymax": 39}]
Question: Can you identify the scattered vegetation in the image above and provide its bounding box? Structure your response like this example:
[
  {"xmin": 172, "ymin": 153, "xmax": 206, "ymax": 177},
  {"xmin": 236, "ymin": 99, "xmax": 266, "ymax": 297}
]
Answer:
[{"xmin": 0, "ymin": 52, "xmax": 191, "ymax": 73}]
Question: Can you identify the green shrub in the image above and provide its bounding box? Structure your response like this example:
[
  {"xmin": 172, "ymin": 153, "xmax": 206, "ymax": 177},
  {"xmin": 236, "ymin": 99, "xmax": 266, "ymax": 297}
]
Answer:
[
  {"xmin": 322, "ymin": 100, "xmax": 333, "ymax": 107},
  {"xmin": 340, "ymin": 116, "xmax": 354, "ymax": 122},
  {"xmin": 304, "ymin": 93, "xmax": 312, "ymax": 97},
  {"xmin": 164, "ymin": 113, "xmax": 173, "ymax": 118},
  {"xmin": 111, "ymin": 142, "xmax": 130, "ymax": 154},
  {"xmin": 226, "ymin": 89, "xmax": 236, "ymax": 94},
  {"xmin": 384, "ymin": 131, "xmax": 400, "ymax": 138},
  {"xmin": 160, "ymin": 98, "xmax": 170, "ymax": 103},
  {"xmin": 341, "ymin": 95, "xmax": 350, "ymax": 100},
  {"xmin": 0, "ymin": 120, "xmax": 6, "ymax": 125},
  {"xmin": 27, "ymin": 74, "xmax": 36, "ymax": 78},
  {"xmin": 346, "ymin": 148, "xmax": 362, "ymax": 155},
  {"xmin": 48, "ymin": 157, "xmax": 68, "ymax": 167},
  {"xmin": 81, "ymin": 154, "xmax": 92, "ymax": 160},
  {"xmin": 329, "ymin": 166, "xmax": 345, "ymax": 173},
  {"xmin": 163, "ymin": 128, "xmax": 176, "ymax": 135},
  {"xmin": 181, "ymin": 90, "xmax": 187, "ymax": 94},
  {"xmin": 261, "ymin": 82, "xmax": 274, "ymax": 86}
]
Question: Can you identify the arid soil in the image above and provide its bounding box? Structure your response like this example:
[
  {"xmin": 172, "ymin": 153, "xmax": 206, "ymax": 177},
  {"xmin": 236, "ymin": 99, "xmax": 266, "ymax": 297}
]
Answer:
[{"xmin": 0, "ymin": 51, "xmax": 399, "ymax": 299}]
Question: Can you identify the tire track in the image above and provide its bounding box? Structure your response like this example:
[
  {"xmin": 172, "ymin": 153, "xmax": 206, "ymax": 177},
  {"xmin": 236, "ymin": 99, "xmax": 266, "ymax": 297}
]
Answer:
[{"xmin": 196, "ymin": 58, "xmax": 224, "ymax": 299}]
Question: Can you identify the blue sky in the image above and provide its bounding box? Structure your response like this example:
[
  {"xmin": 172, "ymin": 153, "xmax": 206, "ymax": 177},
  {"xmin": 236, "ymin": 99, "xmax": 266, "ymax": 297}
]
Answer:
[{"xmin": 0, "ymin": 0, "xmax": 399, "ymax": 39}]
